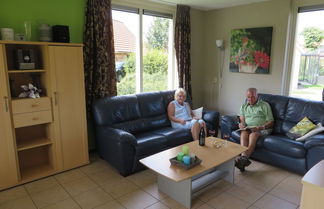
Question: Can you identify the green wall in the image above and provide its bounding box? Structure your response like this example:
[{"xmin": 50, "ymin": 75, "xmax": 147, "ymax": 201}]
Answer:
[{"xmin": 0, "ymin": 0, "xmax": 86, "ymax": 43}]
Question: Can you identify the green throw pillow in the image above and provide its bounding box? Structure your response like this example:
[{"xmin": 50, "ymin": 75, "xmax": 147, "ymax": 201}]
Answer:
[{"xmin": 287, "ymin": 117, "xmax": 316, "ymax": 139}]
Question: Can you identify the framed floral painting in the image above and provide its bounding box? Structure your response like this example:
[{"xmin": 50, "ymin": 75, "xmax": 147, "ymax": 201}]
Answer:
[{"xmin": 229, "ymin": 27, "xmax": 273, "ymax": 74}]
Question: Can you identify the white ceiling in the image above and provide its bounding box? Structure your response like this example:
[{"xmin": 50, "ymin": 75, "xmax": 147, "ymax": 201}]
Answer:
[{"xmin": 150, "ymin": 0, "xmax": 269, "ymax": 11}]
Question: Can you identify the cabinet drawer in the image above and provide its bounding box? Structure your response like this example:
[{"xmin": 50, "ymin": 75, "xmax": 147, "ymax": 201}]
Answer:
[
  {"xmin": 12, "ymin": 97, "xmax": 51, "ymax": 114},
  {"xmin": 13, "ymin": 111, "xmax": 52, "ymax": 128}
]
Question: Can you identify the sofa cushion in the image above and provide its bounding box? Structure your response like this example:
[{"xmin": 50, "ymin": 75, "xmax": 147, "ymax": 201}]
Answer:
[
  {"xmin": 133, "ymin": 132, "xmax": 167, "ymax": 156},
  {"xmin": 259, "ymin": 94, "xmax": 289, "ymax": 120},
  {"xmin": 259, "ymin": 94, "xmax": 289, "ymax": 134},
  {"xmin": 284, "ymin": 97, "xmax": 324, "ymax": 125},
  {"xmin": 304, "ymin": 101, "xmax": 324, "ymax": 125},
  {"xmin": 282, "ymin": 121, "xmax": 296, "ymax": 134},
  {"xmin": 273, "ymin": 119, "xmax": 284, "ymax": 134},
  {"xmin": 296, "ymin": 123, "xmax": 324, "ymax": 141},
  {"xmin": 263, "ymin": 135, "xmax": 306, "ymax": 158},
  {"xmin": 285, "ymin": 98, "xmax": 308, "ymax": 123},
  {"xmin": 112, "ymin": 119, "xmax": 146, "ymax": 134},
  {"xmin": 286, "ymin": 117, "xmax": 316, "ymax": 139},
  {"xmin": 93, "ymin": 95, "xmax": 140, "ymax": 126},
  {"xmin": 136, "ymin": 92, "xmax": 170, "ymax": 130},
  {"xmin": 143, "ymin": 115, "xmax": 170, "ymax": 130},
  {"xmin": 152, "ymin": 127, "xmax": 192, "ymax": 147},
  {"xmin": 231, "ymin": 130, "xmax": 264, "ymax": 148},
  {"xmin": 160, "ymin": 90, "xmax": 176, "ymax": 109},
  {"xmin": 137, "ymin": 92, "xmax": 165, "ymax": 117},
  {"xmin": 193, "ymin": 107, "xmax": 203, "ymax": 119}
]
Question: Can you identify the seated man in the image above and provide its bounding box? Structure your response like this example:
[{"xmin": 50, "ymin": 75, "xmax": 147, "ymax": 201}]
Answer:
[
  {"xmin": 236, "ymin": 88, "xmax": 274, "ymax": 172},
  {"xmin": 167, "ymin": 88, "xmax": 207, "ymax": 141}
]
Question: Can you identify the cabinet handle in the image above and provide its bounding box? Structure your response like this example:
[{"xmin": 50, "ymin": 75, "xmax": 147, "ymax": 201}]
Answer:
[
  {"xmin": 31, "ymin": 104, "xmax": 38, "ymax": 108},
  {"xmin": 32, "ymin": 117, "xmax": 39, "ymax": 121},
  {"xmin": 4, "ymin": 96, "xmax": 9, "ymax": 112},
  {"xmin": 54, "ymin": 92, "xmax": 58, "ymax": 105}
]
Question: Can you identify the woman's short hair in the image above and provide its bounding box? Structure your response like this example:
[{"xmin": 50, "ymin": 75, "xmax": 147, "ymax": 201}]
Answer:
[{"xmin": 174, "ymin": 88, "xmax": 186, "ymax": 100}]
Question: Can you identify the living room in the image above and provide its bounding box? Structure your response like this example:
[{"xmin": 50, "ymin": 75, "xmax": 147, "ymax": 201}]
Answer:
[{"xmin": 1, "ymin": 0, "xmax": 324, "ymax": 209}]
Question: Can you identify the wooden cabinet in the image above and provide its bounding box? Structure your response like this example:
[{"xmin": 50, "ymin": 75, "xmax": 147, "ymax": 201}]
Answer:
[
  {"xmin": 0, "ymin": 44, "xmax": 19, "ymax": 189},
  {"xmin": 49, "ymin": 46, "xmax": 88, "ymax": 170},
  {"xmin": 0, "ymin": 41, "xmax": 88, "ymax": 190}
]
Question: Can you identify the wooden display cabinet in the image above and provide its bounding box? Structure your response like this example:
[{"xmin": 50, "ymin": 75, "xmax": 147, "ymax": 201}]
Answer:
[{"xmin": 0, "ymin": 41, "xmax": 89, "ymax": 190}]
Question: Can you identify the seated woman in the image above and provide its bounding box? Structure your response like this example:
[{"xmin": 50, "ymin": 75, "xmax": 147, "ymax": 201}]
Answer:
[{"xmin": 167, "ymin": 88, "xmax": 207, "ymax": 141}]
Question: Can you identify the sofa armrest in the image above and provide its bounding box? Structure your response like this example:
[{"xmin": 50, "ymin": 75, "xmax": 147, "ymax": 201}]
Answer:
[
  {"xmin": 95, "ymin": 127, "xmax": 137, "ymax": 176},
  {"xmin": 220, "ymin": 115, "xmax": 239, "ymax": 138},
  {"xmin": 304, "ymin": 134, "xmax": 324, "ymax": 149},
  {"xmin": 104, "ymin": 127, "xmax": 137, "ymax": 145},
  {"xmin": 304, "ymin": 134, "xmax": 324, "ymax": 170},
  {"xmin": 203, "ymin": 110, "xmax": 220, "ymax": 137}
]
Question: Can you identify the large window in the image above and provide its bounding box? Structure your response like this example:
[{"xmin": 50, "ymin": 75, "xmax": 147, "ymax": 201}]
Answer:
[
  {"xmin": 289, "ymin": 6, "xmax": 324, "ymax": 101},
  {"xmin": 112, "ymin": 6, "xmax": 174, "ymax": 95}
]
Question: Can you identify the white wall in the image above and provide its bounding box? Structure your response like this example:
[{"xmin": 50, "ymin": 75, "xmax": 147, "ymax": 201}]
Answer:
[{"xmin": 200, "ymin": 0, "xmax": 291, "ymax": 115}]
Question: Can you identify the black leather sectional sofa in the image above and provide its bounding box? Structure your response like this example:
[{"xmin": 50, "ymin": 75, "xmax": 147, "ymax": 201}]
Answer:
[
  {"xmin": 221, "ymin": 93, "xmax": 324, "ymax": 174},
  {"xmin": 93, "ymin": 90, "xmax": 220, "ymax": 176}
]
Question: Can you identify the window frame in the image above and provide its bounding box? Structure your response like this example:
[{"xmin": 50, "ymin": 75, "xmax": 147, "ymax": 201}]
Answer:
[
  {"xmin": 283, "ymin": 2, "xmax": 324, "ymax": 96},
  {"xmin": 112, "ymin": 4, "xmax": 177, "ymax": 94}
]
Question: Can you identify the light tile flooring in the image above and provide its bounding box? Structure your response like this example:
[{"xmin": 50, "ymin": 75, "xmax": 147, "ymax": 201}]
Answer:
[{"xmin": 0, "ymin": 153, "xmax": 303, "ymax": 209}]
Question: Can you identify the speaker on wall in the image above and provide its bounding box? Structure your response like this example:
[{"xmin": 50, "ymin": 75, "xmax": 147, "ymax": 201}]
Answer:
[{"xmin": 52, "ymin": 25, "xmax": 70, "ymax": 43}]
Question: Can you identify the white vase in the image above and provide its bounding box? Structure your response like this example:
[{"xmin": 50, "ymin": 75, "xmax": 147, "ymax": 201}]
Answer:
[
  {"xmin": 239, "ymin": 64, "xmax": 258, "ymax": 73},
  {"xmin": 39, "ymin": 24, "xmax": 52, "ymax": 42},
  {"xmin": 1, "ymin": 28, "xmax": 14, "ymax": 40}
]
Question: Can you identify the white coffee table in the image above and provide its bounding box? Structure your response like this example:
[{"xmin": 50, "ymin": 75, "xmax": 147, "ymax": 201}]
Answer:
[{"xmin": 140, "ymin": 137, "xmax": 247, "ymax": 208}]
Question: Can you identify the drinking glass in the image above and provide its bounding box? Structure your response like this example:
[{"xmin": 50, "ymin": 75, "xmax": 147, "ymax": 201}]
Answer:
[
  {"xmin": 24, "ymin": 21, "xmax": 32, "ymax": 41},
  {"xmin": 223, "ymin": 133, "xmax": 230, "ymax": 147}
]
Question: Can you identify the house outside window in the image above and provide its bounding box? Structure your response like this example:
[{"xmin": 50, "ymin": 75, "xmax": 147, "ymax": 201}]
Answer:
[{"xmin": 112, "ymin": 5, "xmax": 175, "ymax": 95}]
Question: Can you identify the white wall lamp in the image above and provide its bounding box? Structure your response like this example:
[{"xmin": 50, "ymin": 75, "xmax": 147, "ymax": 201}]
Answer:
[{"xmin": 216, "ymin": 39, "xmax": 224, "ymax": 50}]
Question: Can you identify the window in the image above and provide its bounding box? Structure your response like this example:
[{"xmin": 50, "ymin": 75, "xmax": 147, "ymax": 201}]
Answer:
[
  {"xmin": 112, "ymin": 6, "xmax": 174, "ymax": 95},
  {"xmin": 289, "ymin": 5, "xmax": 324, "ymax": 101}
]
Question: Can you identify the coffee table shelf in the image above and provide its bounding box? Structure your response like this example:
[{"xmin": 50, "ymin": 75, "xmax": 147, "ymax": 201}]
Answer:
[{"xmin": 192, "ymin": 169, "xmax": 227, "ymax": 193}]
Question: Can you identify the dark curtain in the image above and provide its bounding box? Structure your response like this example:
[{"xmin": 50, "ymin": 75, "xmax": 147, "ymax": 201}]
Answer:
[
  {"xmin": 84, "ymin": 0, "xmax": 117, "ymax": 117},
  {"xmin": 174, "ymin": 5, "xmax": 192, "ymax": 99}
]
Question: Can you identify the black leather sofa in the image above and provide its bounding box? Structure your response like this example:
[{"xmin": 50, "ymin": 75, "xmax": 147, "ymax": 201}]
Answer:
[
  {"xmin": 93, "ymin": 90, "xmax": 220, "ymax": 176},
  {"xmin": 221, "ymin": 93, "xmax": 324, "ymax": 175}
]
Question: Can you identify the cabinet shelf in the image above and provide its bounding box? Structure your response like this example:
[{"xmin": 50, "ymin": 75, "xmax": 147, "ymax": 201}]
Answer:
[
  {"xmin": 8, "ymin": 69, "xmax": 46, "ymax": 73},
  {"xmin": 20, "ymin": 164, "xmax": 55, "ymax": 182},
  {"xmin": 17, "ymin": 138, "xmax": 52, "ymax": 151},
  {"xmin": 18, "ymin": 145, "xmax": 54, "ymax": 182},
  {"xmin": 11, "ymin": 96, "xmax": 49, "ymax": 101}
]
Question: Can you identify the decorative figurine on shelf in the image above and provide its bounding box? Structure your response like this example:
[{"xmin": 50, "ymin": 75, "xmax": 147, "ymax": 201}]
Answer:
[
  {"xmin": 15, "ymin": 49, "xmax": 36, "ymax": 70},
  {"xmin": 18, "ymin": 83, "xmax": 42, "ymax": 98}
]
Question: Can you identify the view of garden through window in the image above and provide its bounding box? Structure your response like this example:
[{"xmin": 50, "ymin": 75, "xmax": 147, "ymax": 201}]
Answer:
[
  {"xmin": 290, "ymin": 10, "xmax": 324, "ymax": 101},
  {"xmin": 112, "ymin": 9, "xmax": 172, "ymax": 95}
]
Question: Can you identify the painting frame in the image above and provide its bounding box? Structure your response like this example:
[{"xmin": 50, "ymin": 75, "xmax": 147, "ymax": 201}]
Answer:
[{"xmin": 229, "ymin": 27, "xmax": 273, "ymax": 74}]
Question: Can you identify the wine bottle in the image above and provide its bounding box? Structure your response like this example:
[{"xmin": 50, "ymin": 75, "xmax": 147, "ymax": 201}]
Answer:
[{"xmin": 199, "ymin": 127, "xmax": 205, "ymax": 146}]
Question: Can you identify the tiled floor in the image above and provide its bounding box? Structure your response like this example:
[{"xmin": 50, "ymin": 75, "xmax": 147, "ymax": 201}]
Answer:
[{"xmin": 0, "ymin": 154, "xmax": 302, "ymax": 209}]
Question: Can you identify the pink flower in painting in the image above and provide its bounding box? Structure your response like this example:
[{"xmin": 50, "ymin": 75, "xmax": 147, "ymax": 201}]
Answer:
[{"xmin": 254, "ymin": 51, "xmax": 270, "ymax": 69}]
